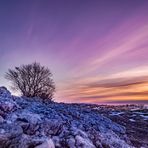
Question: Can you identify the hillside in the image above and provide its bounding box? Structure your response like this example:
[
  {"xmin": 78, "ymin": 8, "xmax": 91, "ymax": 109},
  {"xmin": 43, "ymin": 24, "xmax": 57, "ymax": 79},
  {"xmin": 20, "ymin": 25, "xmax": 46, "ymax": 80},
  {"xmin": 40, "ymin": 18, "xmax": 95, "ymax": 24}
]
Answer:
[{"xmin": 0, "ymin": 87, "xmax": 146, "ymax": 148}]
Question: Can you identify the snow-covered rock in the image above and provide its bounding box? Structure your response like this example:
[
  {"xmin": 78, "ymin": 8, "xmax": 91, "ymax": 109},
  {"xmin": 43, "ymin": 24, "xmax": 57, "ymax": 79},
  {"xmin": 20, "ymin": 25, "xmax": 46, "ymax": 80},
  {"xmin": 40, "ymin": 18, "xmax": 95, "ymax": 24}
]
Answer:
[
  {"xmin": 35, "ymin": 138, "xmax": 55, "ymax": 148},
  {"xmin": 0, "ymin": 87, "xmax": 18, "ymax": 117},
  {"xmin": 0, "ymin": 86, "xmax": 134, "ymax": 148},
  {"xmin": 0, "ymin": 86, "xmax": 11, "ymax": 96}
]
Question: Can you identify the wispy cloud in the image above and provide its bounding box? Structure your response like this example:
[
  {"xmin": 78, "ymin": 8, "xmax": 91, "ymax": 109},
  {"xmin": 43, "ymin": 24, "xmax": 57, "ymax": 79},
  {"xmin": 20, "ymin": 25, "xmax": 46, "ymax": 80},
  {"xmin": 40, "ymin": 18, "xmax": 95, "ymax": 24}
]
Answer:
[{"xmin": 1, "ymin": 1, "xmax": 148, "ymax": 104}]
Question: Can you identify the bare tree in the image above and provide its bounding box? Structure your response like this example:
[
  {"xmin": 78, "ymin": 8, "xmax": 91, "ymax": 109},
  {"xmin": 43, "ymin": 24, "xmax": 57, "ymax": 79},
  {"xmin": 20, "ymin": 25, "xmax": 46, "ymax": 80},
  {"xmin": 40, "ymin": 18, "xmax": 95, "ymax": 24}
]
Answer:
[{"xmin": 5, "ymin": 62, "xmax": 55, "ymax": 101}]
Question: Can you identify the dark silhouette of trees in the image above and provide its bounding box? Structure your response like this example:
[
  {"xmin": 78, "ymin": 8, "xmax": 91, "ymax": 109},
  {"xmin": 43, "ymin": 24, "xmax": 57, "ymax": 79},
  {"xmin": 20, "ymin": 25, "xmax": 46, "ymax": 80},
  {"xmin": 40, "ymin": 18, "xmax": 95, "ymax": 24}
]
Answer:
[{"xmin": 5, "ymin": 62, "xmax": 55, "ymax": 101}]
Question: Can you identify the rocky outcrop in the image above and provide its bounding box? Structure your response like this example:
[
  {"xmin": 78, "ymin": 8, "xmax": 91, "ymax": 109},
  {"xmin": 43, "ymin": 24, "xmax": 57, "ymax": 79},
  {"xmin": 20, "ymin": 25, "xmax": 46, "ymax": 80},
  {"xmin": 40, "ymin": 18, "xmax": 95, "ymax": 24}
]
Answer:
[{"xmin": 0, "ymin": 87, "xmax": 134, "ymax": 148}]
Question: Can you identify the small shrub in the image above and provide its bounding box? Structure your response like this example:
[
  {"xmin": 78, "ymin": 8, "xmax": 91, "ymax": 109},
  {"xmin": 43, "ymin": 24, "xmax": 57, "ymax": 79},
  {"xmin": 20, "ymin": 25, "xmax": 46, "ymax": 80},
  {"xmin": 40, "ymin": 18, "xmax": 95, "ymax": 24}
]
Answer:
[{"xmin": 5, "ymin": 62, "xmax": 55, "ymax": 101}]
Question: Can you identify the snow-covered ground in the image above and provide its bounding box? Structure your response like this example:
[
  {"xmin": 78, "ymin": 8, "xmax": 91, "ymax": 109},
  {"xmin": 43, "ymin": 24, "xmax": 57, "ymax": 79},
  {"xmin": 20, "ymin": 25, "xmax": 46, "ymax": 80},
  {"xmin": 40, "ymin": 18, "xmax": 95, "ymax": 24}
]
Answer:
[
  {"xmin": 91, "ymin": 104, "xmax": 148, "ymax": 148},
  {"xmin": 0, "ymin": 87, "xmax": 147, "ymax": 148}
]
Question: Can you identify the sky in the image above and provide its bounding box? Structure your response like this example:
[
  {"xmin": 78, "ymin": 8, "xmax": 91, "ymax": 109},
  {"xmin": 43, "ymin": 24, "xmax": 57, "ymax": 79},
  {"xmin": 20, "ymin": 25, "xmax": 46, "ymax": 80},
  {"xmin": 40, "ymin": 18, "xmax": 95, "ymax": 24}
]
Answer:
[{"xmin": 0, "ymin": 0, "xmax": 148, "ymax": 104}]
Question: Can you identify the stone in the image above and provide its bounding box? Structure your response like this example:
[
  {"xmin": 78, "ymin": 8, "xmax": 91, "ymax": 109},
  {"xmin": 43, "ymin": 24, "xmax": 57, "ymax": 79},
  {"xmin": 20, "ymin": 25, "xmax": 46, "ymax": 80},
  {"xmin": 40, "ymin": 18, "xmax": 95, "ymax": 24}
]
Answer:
[{"xmin": 35, "ymin": 138, "xmax": 55, "ymax": 148}]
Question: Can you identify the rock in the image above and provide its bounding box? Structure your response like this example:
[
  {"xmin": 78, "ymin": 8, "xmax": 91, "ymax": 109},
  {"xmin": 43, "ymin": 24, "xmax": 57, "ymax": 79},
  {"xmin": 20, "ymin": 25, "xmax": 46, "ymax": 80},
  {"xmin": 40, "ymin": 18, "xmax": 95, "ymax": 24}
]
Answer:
[
  {"xmin": 0, "ymin": 123, "xmax": 23, "ymax": 147},
  {"xmin": 67, "ymin": 137, "xmax": 76, "ymax": 148},
  {"xmin": 8, "ymin": 111, "xmax": 41, "ymax": 135},
  {"xmin": 35, "ymin": 138, "xmax": 55, "ymax": 148},
  {"xmin": 52, "ymin": 136, "xmax": 61, "ymax": 147},
  {"xmin": 0, "ymin": 100, "xmax": 17, "ymax": 113},
  {"xmin": 75, "ymin": 135, "xmax": 96, "ymax": 148},
  {"xmin": 0, "ymin": 123, "xmax": 23, "ymax": 138},
  {"xmin": 41, "ymin": 119, "xmax": 64, "ymax": 136},
  {"xmin": 0, "ymin": 116, "xmax": 4, "ymax": 123},
  {"xmin": 100, "ymin": 131, "xmax": 134, "ymax": 148},
  {"xmin": 0, "ymin": 87, "xmax": 18, "ymax": 116},
  {"xmin": 16, "ymin": 134, "xmax": 50, "ymax": 148},
  {"xmin": 0, "ymin": 87, "xmax": 11, "ymax": 96}
]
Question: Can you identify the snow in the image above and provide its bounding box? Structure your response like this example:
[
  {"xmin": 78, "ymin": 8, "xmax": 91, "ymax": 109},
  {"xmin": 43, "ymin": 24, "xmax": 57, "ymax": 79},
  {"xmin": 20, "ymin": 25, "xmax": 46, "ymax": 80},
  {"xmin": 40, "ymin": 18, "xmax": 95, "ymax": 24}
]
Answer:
[
  {"xmin": 140, "ymin": 115, "xmax": 148, "ymax": 120},
  {"xmin": 110, "ymin": 112, "xmax": 124, "ymax": 116},
  {"xmin": 134, "ymin": 112, "xmax": 147, "ymax": 115},
  {"xmin": 129, "ymin": 119, "xmax": 135, "ymax": 122}
]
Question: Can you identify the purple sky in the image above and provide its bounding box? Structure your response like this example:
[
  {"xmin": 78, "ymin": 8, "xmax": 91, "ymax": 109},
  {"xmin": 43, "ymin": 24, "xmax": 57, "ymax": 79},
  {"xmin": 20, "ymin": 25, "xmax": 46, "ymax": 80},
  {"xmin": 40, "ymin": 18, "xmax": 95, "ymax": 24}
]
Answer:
[{"xmin": 0, "ymin": 0, "xmax": 148, "ymax": 104}]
